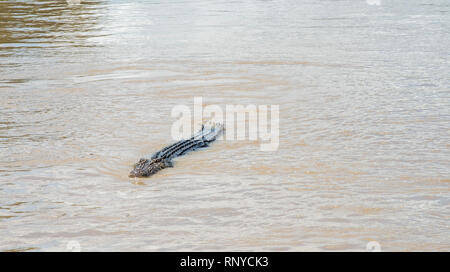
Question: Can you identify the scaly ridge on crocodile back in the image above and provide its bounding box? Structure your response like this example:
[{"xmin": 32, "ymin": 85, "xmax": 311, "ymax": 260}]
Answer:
[{"xmin": 129, "ymin": 123, "xmax": 223, "ymax": 178}]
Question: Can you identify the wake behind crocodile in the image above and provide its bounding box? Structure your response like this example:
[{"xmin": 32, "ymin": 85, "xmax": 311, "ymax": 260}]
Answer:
[{"xmin": 129, "ymin": 123, "xmax": 224, "ymax": 178}]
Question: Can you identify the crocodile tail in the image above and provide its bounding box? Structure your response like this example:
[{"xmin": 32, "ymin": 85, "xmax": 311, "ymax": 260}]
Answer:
[
  {"xmin": 151, "ymin": 126, "xmax": 206, "ymax": 159},
  {"xmin": 152, "ymin": 122, "xmax": 223, "ymax": 160}
]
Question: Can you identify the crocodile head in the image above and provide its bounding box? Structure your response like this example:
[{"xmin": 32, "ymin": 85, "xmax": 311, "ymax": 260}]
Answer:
[{"xmin": 129, "ymin": 158, "xmax": 170, "ymax": 178}]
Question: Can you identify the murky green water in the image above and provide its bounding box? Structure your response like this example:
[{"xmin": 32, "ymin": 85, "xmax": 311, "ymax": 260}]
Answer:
[{"xmin": 0, "ymin": 0, "xmax": 449, "ymax": 251}]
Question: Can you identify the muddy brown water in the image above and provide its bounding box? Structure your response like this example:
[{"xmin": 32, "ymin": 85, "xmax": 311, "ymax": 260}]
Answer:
[{"xmin": 0, "ymin": 0, "xmax": 449, "ymax": 251}]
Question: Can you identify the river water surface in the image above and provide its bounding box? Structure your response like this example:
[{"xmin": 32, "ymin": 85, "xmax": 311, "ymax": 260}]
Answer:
[{"xmin": 0, "ymin": 0, "xmax": 449, "ymax": 251}]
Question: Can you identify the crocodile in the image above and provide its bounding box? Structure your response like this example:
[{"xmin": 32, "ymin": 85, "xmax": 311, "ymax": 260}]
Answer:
[{"xmin": 129, "ymin": 123, "xmax": 224, "ymax": 178}]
